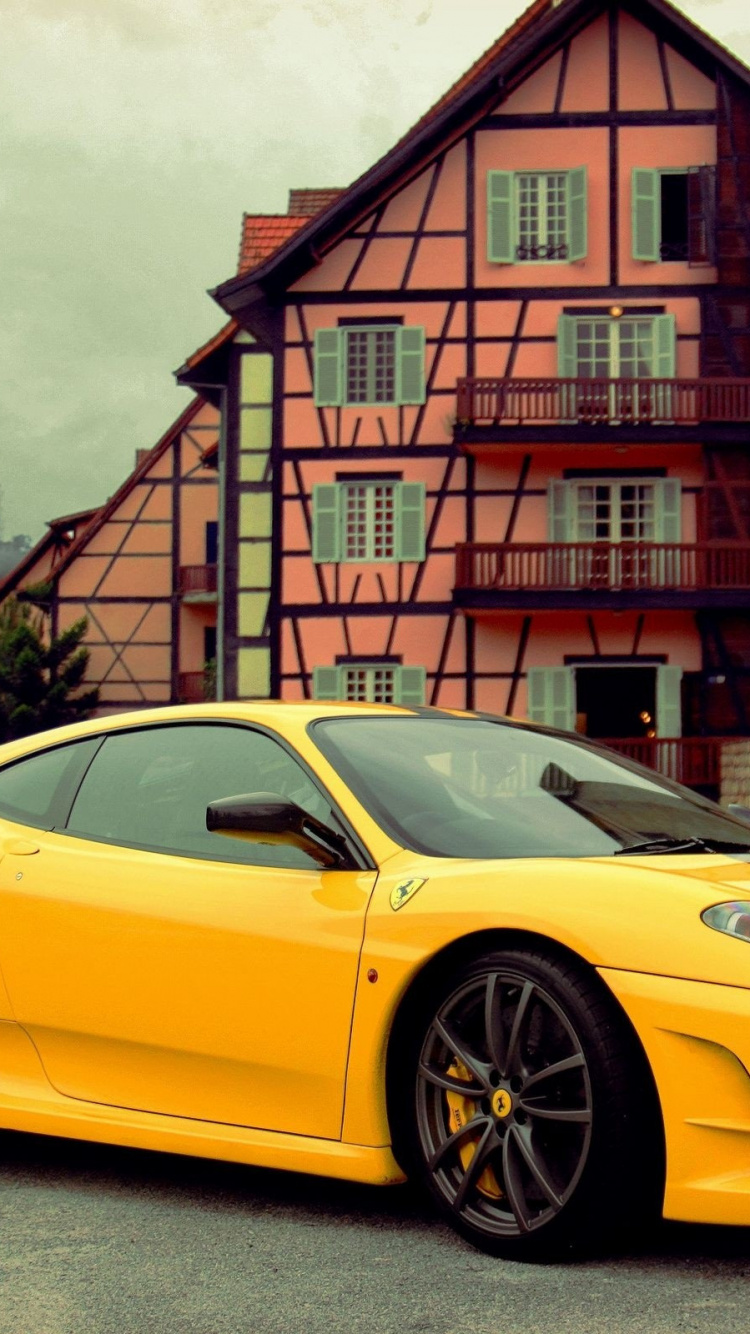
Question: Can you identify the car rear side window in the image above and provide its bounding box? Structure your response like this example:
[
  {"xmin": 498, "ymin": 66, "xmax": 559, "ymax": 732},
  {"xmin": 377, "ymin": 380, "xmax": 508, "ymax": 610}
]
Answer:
[
  {"xmin": 64, "ymin": 722, "xmax": 335, "ymax": 868},
  {"xmin": 0, "ymin": 739, "xmax": 100, "ymax": 829}
]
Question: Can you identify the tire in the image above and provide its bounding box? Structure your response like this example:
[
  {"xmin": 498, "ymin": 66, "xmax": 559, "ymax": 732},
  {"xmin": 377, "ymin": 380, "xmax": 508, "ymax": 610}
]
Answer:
[{"xmin": 391, "ymin": 947, "xmax": 663, "ymax": 1261}]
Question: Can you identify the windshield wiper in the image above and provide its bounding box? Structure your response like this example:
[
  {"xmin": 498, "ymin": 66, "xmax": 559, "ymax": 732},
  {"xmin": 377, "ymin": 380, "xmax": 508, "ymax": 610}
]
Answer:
[{"xmin": 615, "ymin": 835, "xmax": 750, "ymax": 856}]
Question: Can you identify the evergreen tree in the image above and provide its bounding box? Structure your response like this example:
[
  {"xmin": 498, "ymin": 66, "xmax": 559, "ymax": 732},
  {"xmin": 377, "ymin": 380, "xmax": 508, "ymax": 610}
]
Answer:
[{"xmin": 0, "ymin": 594, "xmax": 99, "ymax": 742}]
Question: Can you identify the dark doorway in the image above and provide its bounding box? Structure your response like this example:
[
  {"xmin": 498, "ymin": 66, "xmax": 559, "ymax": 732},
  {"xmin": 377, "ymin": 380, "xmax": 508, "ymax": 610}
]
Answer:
[{"xmin": 576, "ymin": 667, "xmax": 656, "ymax": 739}]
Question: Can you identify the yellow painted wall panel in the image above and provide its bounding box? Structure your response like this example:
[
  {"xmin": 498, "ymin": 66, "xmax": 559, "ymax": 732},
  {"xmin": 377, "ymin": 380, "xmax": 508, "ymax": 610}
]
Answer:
[
  {"xmin": 239, "ymin": 541, "xmax": 272, "ymax": 589},
  {"xmin": 240, "ymin": 355, "xmax": 273, "ymax": 405},
  {"xmin": 239, "ymin": 453, "xmax": 268, "ymax": 483},
  {"xmin": 240, "ymin": 407, "xmax": 272, "ymax": 451},
  {"xmin": 239, "ymin": 492, "xmax": 272, "ymax": 539},
  {"xmin": 237, "ymin": 647, "xmax": 270, "ymax": 698},
  {"xmin": 238, "ymin": 592, "xmax": 270, "ymax": 638}
]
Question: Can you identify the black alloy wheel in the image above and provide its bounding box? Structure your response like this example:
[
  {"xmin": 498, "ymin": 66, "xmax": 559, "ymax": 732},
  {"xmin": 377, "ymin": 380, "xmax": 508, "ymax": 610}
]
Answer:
[{"xmin": 394, "ymin": 948, "xmax": 662, "ymax": 1260}]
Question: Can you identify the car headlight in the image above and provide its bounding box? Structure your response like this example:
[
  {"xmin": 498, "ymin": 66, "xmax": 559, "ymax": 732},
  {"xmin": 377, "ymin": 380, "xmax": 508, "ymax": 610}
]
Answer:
[{"xmin": 702, "ymin": 901, "xmax": 750, "ymax": 942}]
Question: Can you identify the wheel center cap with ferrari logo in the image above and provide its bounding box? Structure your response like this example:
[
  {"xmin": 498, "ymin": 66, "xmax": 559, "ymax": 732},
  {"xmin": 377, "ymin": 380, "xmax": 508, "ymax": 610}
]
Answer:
[{"xmin": 491, "ymin": 1087, "xmax": 513, "ymax": 1119}]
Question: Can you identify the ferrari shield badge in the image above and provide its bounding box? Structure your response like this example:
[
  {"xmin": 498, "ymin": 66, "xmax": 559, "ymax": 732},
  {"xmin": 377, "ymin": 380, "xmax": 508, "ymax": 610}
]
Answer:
[{"xmin": 390, "ymin": 877, "xmax": 426, "ymax": 912}]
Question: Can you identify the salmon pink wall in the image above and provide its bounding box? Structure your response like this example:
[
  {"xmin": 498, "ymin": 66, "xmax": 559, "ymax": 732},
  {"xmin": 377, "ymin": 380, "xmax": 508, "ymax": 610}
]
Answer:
[
  {"xmin": 474, "ymin": 128, "xmax": 609, "ymax": 289},
  {"xmin": 559, "ymin": 13, "xmax": 610, "ymax": 112}
]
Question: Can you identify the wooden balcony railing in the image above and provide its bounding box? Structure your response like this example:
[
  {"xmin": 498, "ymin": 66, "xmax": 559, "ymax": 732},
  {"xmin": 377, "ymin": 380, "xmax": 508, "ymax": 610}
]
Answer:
[
  {"xmin": 179, "ymin": 564, "xmax": 218, "ymax": 596},
  {"xmin": 455, "ymin": 542, "xmax": 750, "ymax": 592},
  {"xmin": 602, "ymin": 735, "xmax": 731, "ymax": 788},
  {"xmin": 455, "ymin": 377, "xmax": 750, "ymax": 426}
]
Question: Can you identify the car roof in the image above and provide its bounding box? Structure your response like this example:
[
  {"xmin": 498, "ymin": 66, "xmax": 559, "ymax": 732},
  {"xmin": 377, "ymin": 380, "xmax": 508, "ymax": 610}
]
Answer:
[{"xmin": 0, "ymin": 700, "xmax": 486, "ymax": 765}]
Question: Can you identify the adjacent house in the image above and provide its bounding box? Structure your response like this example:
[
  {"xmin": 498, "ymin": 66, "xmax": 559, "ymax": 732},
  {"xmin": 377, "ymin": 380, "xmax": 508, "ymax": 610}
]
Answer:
[{"xmin": 1, "ymin": 400, "xmax": 220, "ymax": 713}]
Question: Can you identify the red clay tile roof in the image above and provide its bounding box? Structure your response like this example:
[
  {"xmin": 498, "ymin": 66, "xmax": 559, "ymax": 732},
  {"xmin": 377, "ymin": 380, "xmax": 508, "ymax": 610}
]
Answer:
[
  {"xmin": 405, "ymin": 0, "xmax": 551, "ymax": 142},
  {"xmin": 238, "ymin": 215, "xmax": 313, "ymax": 275},
  {"xmin": 181, "ymin": 318, "xmax": 238, "ymax": 373},
  {"xmin": 287, "ymin": 188, "xmax": 344, "ymax": 217}
]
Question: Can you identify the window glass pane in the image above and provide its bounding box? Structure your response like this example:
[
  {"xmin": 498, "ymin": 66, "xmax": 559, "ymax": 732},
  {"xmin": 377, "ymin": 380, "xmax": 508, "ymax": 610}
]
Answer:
[
  {"xmin": 314, "ymin": 716, "xmax": 750, "ymax": 860},
  {"xmin": 516, "ymin": 172, "xmax": 568, "ymax": 261},
  {"xmin": 345, "ymin": 329, "xmax": 396, "ymax": 404},
  {"xmin": 0, "ymin": 741, "xmax": 97, "ymax": 828},
  {"xmin": 66, "ymin": 725, "xmax": 333, "ymax": 868},
  {"xmin": 343, "ymin": 666, "xmax": 396, "ymax": 704},
  {"xmin": 342, "ymin": 483, "xmax": 396, "ymax": 561}
]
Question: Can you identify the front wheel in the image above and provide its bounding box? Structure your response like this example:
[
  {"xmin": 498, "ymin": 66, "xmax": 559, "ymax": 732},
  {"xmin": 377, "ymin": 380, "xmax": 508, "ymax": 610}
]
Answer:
[{"xmin": 393, "ymin": 948, "xmax": 662, "ymax": 1260}]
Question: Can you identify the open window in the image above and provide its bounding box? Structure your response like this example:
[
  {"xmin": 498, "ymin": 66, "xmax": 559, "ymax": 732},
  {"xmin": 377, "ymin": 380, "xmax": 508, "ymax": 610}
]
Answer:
[{"xmin": 632, "ymin": 166, "xmax": 715, "ymax": 265}]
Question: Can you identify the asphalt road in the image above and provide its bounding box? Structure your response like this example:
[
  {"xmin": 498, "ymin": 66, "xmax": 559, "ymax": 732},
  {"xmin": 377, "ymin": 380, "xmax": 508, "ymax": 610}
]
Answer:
[{"xmin": 1, "ymin": 1130, "xmax": 748, "ymax": 1334}]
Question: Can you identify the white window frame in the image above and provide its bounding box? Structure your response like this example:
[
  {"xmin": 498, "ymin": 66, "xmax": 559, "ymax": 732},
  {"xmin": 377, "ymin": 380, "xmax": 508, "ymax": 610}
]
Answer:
[
  {"xmin": 344, "ymin": 327, "xmax": 398, "ymax": 406},
  {"xmin": 515, "ymin": 171, "xmax": 569, "ymax": 263},
  {"xmin": 341, "ymin": 482, "xmax": 397, "ymax": 562}
]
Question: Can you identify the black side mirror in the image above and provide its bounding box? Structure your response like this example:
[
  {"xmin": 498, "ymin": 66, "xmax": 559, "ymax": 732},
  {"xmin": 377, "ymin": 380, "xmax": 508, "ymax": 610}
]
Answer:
[{"xmin": 206, "ymin": 791, "xmax": 352, "ymax": 868}]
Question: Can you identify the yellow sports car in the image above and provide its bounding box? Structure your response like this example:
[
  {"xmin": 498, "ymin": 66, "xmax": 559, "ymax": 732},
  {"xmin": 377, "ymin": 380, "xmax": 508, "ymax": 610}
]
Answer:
[{"xmin": 1, "ymin": 702, "xmax": 749, "ymax": 1260}]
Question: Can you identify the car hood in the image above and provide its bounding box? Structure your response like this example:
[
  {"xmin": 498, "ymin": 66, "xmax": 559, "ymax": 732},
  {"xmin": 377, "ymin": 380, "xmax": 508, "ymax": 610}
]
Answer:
[{"xmin": 371, "ymin": 848, "xmax": 750, "ymax": 989}]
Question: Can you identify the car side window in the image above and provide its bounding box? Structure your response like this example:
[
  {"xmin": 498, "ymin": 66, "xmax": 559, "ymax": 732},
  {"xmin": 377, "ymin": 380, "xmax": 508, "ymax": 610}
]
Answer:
[
  {"xmin": 0, "ymin": 739, "xmax": 100, "ymax": 830},
  {"xmin": 64, "ymin": 723, "xmax": 335, "ymax": 869}
]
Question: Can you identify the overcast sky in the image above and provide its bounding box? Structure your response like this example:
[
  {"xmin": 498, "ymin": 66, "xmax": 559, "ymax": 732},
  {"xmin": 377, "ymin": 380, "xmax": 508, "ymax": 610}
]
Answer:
[{"xmin": 3, "ymin": 0, "xmax": 750, "ymax": 542}]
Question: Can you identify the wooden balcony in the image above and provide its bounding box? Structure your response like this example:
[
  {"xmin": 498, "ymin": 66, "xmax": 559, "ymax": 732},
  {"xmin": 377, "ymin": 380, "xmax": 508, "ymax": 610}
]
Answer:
[
  {"xmin": 179, "ymin": 564, "xmax": 218, "ymax": 601},
  {"xmin": 602, "ymin": 735, "xmax": 730, "ymax": 790},
  {"xmin": 454, "ymin": 541, "xmax": 750, "ymax": 610},
  {"xmin": 454, "ymin": 377, "xmax": 750, "ymax": 444}
]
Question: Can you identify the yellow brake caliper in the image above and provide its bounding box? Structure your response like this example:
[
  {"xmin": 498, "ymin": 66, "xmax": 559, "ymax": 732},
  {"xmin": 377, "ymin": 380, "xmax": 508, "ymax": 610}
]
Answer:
[{"xmin": 444, "ymin": 1060, "xmax": 503, "ymax": 1199}]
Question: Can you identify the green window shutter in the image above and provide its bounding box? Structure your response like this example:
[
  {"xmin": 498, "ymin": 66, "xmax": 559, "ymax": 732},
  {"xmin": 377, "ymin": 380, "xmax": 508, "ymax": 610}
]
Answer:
[
  {"xmin": 312, "ymin": 484, "xmax": 341, "ymax": 563},
  {"xmin": 632, "ymin": 168, "xmax": 660, "ymax": 261},
  {"xmin": 314, "ymin": 329, "xmax": 342, "ymax": 406},
  {"xmin": 487, "ymin": 170, "xmax": 514, "ymax": 263},
  {"xmin": 567, "ymin": 167, "xmax": 588, "ymax": 261},
  {"xmin": 398, "ymin": 327, "xmax": 426, "ymax": 405},
  {"xmin": 656, "ymin": 479, "xmax": 681, "ymax": 542},
  {"xmin": 548, "ymin": 481, "xmax": 575, "ymax": 542},
  {"xmin": 526, "ymin": 667, "xmax": 575, "ymax": 730},
  {"xmin": 396, "ymin": 666, "xmax": 426, "ymax": 707},
  {"xmin": 397, "ymin": 482, "xmax": 426, "ymax": 561},
  {"xmin": 654, "ymin": 314, "xmax": 676, "ymax": 377},
  {"xmin": 557, "ymin": 314, "xmax": 579, "ymax": 420},
  {"xmin": 313, "ymin": 666, "xmax": 341, "ymax": 700},
  {"xmin": 656, "ymin": 665, "xmax": 683, "ymax": 738},
  {"xmin": 557, "ymin": 315, "xmax": 578, "ymax": 377}
]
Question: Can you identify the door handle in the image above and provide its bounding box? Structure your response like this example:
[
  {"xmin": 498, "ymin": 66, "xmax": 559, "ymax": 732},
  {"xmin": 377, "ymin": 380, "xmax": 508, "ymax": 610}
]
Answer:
[{"xmin": 2, "ymin": 838, "xmax": 40, "ymax": 856}]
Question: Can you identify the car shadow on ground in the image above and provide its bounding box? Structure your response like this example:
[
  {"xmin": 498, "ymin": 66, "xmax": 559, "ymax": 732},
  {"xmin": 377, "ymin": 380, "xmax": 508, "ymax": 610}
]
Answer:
[{"xmin": 2, "ymin": 1128, "xmax": 749, "ymax": 1268}]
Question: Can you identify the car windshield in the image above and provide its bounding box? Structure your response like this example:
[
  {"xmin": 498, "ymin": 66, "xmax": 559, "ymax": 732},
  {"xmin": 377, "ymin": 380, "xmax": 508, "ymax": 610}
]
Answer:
[{"xmin": 313, "ymin": 716, "xmax": 750, "ymax": 860}]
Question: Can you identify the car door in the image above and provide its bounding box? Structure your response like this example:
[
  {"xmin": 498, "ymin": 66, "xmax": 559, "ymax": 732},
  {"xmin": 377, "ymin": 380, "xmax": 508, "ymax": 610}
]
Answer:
[{"xmin": 0, "ymin": 721, "xmax": 376, "ymax": 1139}]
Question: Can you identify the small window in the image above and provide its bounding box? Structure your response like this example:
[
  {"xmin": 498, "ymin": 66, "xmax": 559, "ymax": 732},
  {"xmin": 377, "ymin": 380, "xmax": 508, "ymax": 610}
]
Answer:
[
  {"xmin": 65, "ymin": 723, "xmax": 336, "ymax": 869},
  {"xmin": 346, "ymin": 329, "xmax": 396, "ymax": 404},
  {"xmin": 205, "ymin": 521, "xmax": 218, "ymax": 565},
  {"xmin": 313, "ymin": 326, "xmax": 425, "ymax": 407},
  {"xmin": 313, "ymin": 663, "xmax": 426, "ymax": 707},
  {"xmin": 312, "ymin": 481, "xmax": 425, "ymax": 563},
  {"xmin": 0, "ymin": 739, "xmax": 99, "ymax": 830},
  {"xmin": 488, "ymin": 168, "xmax": 587, "ymax": 264},
  {"xmin": 343, "ymin": 483, "xmax": 396, "ymax": 560}
]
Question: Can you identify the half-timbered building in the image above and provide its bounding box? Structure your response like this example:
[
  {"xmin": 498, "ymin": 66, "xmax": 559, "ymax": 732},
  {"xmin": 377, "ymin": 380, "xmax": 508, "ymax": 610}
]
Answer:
[
  {"xmin": 176, "ymin": 0, "xmax": 750, "ymax": 794},
  {"xmin": 1, "ymin": 399, "xmax": 220, "ymax": 713}
]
